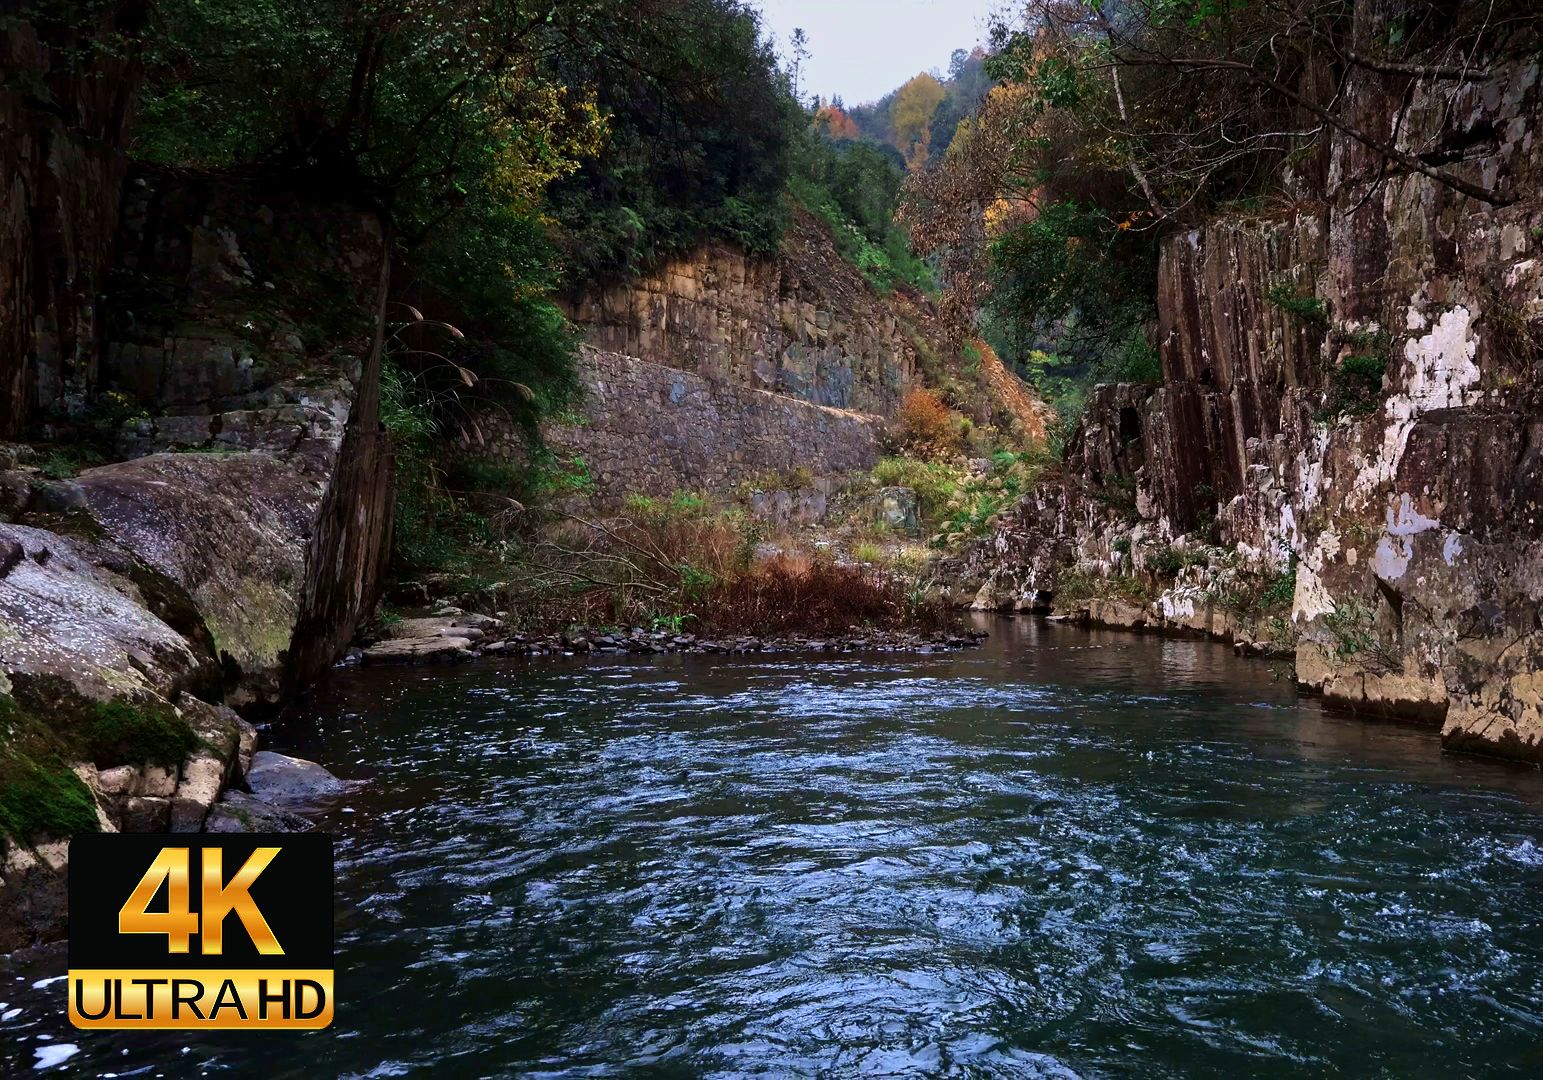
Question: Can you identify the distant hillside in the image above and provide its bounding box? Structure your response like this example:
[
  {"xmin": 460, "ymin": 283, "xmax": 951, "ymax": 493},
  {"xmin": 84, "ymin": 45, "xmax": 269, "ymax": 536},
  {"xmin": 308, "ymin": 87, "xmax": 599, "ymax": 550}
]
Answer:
[{"xmin": 832, "ymin": 47, "xmax": 993, "ymax": 170}]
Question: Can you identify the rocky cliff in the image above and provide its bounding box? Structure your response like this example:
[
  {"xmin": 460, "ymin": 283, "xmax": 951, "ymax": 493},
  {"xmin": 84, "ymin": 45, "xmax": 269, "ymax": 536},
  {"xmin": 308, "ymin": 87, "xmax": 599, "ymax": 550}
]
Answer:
[
  {"xmin": 0, "ymin": 163, "xmax": 394, "ymax": 945},
  {"xmin": 1, "ymin": 2, "xmax": 144, "ymax": 436},
  {"xmin": 560, "ymin": 207, "xmax": 926, "ymax": 417},
  {"xmin": 549, "ymin": 207, "xmax": 1049, "ymax": 509},
  {"xmin": 973, "ymin": 42, "xmax": 1543, "ymax": 762}
]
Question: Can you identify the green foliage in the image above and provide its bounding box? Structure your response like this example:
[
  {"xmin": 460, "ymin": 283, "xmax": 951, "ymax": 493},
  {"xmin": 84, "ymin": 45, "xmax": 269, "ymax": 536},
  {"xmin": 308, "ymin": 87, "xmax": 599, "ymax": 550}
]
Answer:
[
  {"xmin": 37, "ymin": 446, "xmax": 107, "ymax": 480},
  {"xmin": 547, "ymin": 0, "xmax": 801, "ymax": 279},
  {"xmin": 1009, "ymin": 332, "xmax": 1161, "ymax": 433},
  {"xmin": 1267, "ymin": 283, "xmax": 1330, "ymax": 330},
  {"xmin": 411, "ymin": 205, "xmax": 582, "ymax": 422},
  {"xmin": 871, "ymin": 457, "xmax": 962, "ymax": 522},
  {"xmin": 138, "ymin": 0, "xmax": 591, "ymax": 478},
  {"xmin": 941, "ymin": 451, "xmax": 1051, "ymax": 540},
  {"xmin": 986, "ymin": 202, "xmax": 1158, "ymax": 426},
  {"xmin": 1149, "ymin": 546, "xmax": 1205, "ymax": 576},
  {"xmin": 854, "ymin": 541, "xmax": 886, "ymax": 564},
  {"xmin": 1321, "ymin": 596, "xmax": 1400, "ymax": 671},
  {"xmin": 83, "ymin": 700, "xmax": 198, "ymax": 769},
  {"xmin": 790, "ymin": 132, "xmax": 934, "ymax": 294},
  {"xmin": 1333, "ymin": 352, "xmax": 1388, "ymax": 414},
  {"xmin": 1258, "ymin": 563, "xmax": 1298, "ymax": 610},
  {"xmin": 650, "ymin": 613, "xmax": 698, "ymax": 635}
]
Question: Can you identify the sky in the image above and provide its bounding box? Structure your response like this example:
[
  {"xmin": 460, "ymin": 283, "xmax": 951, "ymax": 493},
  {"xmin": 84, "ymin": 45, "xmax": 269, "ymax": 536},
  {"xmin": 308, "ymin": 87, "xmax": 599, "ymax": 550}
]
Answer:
[{"xmin": 754, "ymin": 0, "xmax": 1007, "ymax": 107}]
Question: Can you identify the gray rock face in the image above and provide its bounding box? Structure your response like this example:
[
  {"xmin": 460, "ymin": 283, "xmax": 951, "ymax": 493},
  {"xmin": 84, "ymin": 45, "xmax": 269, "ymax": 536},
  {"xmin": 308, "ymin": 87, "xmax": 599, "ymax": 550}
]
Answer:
[
  {"xmin": 75, "ymin": 452, "xmax": 330, "ymax": 706},
  {"xmin": 970, "ymin": 50, "xmax": 1543, "ymax": 763},
  {"xmin": 0, "ymin": 522, "xmax": 206, "ymax": 701},
  {"xmin": 538, "ymin": 347, "xmax": 882, "ymax": 508},
  {"xmin": 245, "ymin": 751, "xmax": 348, "ymax": 803}
]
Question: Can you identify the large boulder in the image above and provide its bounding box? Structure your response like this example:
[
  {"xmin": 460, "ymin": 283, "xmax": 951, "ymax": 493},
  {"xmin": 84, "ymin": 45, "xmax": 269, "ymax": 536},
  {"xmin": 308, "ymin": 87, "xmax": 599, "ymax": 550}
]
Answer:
[
  {"xmin": 245, "ymin": 751, "xmax": 348, "ymax": 803},
  {"xmin": 75, "ymin": 451, "xmax": 332, "ymax": 706},
  {"xmin": 0, "ymin": 522, "xmax": 208, "ymax": 701}
]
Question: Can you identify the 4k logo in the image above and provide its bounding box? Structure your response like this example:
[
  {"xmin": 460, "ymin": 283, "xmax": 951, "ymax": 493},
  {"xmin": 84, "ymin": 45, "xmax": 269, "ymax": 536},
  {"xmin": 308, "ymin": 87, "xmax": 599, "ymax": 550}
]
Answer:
[{"xmin": 68, "ymin": 834, "xmax": 333, "ymax": 1030}]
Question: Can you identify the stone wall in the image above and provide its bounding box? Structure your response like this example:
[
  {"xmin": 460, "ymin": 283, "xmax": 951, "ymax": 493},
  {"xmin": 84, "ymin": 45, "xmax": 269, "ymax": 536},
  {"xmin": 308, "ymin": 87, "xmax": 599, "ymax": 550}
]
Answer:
[
  {"xmin": 560, "ymin": 208, "xmax": 924, "ymax": 416},
  {"xmin": 541, "ymin": 347, "xmax": 882, "ymax": 502},
  {"xmin": 974, "ymin": 41, "xmax": 1543, "ymax": 763}
]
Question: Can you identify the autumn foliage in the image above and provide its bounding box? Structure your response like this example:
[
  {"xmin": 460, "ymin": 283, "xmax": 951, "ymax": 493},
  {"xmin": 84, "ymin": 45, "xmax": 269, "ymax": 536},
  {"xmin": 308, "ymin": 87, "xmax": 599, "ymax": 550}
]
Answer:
[
  {"xmin": 894, "ymin": 388, "xmax": 963, "ymax": 458},
  {"xmin": 701, "ymin": 554, "xmax": 942, "ymax": 635},
  {"xmin": 891, "ymin": 72, "xmax": 947, "ymax": 171},
  {"xmin": 815, "ymin": 104, "xmax": 860, "ymax": 141}
]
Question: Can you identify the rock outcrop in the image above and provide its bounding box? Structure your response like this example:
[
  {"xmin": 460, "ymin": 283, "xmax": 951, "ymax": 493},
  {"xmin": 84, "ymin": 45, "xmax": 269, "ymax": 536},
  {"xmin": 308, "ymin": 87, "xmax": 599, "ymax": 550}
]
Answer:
[
  {"xmin": 539, "ymin": 347, "xmax": 885, "ymax": 505},
  {"xmin": 974, "ymin": 43, "xmax": 1543, "ymax": 762},
  {"xmin": 0, "ymin": 163, "xmax": 391, "ymax": 944},
  {"xmin": 560, "ymin": 207, "xmax": 924, "ymax": 415}
]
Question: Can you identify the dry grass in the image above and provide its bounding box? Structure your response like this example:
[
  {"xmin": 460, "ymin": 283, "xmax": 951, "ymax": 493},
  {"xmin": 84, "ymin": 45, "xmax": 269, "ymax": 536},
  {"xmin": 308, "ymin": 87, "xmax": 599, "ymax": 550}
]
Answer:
[
  {"xmin": 696, "ymin": 554, "xmax": 942, "ymax": 636},
  {"xmin": 498, "ymin": 492, "xmax": 943, "ymax": 635}
]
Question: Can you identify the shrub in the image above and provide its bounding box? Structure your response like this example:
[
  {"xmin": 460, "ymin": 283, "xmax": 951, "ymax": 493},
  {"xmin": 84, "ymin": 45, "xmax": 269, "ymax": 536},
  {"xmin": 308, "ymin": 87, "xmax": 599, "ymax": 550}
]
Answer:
[
  {"xmin": 894, "ymin": 389, "xmax": 963, "ymax": 457},
  {"xmin": 1258, "ymin": 564, "xmax": 1298, "ymax": 610},
  {"xmin": 695, "ymin": 554, "xmax": 942, "ymax": 636},
  {"xmin": 1149, "ymin": 546, "xmax": 1201, "ymax": 576},
  {"xmin": 939, "ymin": 450, "xmax": 1053, "ymax": 540},
  {"xmin": 854, "ymin": 541, "xmax": 885, "ymax": 564},
  {"xmin": 1333, "ymin": 353, "xmax": 1388, "ymax": 414},
  {"xmin": 38, "ymin": 447, "xmax": 107, "ymax": 480},
  {"xmin": 1267, "ymin": 283, "xmax": 1330, "ymax": 330}
]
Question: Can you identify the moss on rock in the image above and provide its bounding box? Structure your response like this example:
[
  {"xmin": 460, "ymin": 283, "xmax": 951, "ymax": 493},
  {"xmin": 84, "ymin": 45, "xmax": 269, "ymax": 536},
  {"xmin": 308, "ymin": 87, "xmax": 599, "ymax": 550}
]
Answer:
[
  {"xmin": 0, "ymin": 695, "xmax": 101, "ymax": 845},
  {"xmin": 82, "ymin": 699, "xmax": 198, "ymax": 768}
]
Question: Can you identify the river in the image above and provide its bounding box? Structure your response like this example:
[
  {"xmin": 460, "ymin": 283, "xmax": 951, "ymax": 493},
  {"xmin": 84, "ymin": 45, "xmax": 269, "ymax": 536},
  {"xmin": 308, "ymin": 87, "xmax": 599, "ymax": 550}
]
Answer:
[{"xmin": 5, "ymin": 617, "xmax": 1543, "ymax": 1076}]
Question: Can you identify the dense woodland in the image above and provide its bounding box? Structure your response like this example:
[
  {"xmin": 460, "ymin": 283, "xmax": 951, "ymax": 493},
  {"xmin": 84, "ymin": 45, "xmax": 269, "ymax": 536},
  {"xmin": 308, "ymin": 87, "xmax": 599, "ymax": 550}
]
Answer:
[{"xmin": 26, "ymin": 0, "xmax": 1543, "ymax": 597}]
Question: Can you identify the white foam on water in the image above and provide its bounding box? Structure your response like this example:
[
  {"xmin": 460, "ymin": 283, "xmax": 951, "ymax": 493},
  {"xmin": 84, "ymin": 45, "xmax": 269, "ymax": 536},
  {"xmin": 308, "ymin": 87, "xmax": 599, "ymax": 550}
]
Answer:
[{"xmin": 32, "ymin": 1043, "xmax": 79, "ymax": 1070}]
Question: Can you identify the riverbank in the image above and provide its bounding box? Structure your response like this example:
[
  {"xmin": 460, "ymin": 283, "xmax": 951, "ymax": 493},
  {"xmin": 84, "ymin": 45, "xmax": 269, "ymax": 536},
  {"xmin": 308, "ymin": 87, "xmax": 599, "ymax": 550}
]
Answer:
[{"xmin": 356, "ymin": 609, "xmax": 989, "ymax": 664}]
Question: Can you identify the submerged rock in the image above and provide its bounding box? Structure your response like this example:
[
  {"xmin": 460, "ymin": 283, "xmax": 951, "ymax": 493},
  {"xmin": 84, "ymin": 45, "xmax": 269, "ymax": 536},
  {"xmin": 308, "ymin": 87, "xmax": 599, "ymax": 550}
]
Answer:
[{"xmin": 205, "ymin": 790, "xmax": 314, "ymax": 833}]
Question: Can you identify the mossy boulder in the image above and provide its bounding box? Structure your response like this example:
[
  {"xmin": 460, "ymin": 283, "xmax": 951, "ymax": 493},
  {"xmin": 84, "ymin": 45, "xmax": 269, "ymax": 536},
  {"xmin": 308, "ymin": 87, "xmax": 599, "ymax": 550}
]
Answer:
[
  {"xmin": 0, "ymin": 695, "xmax": 100, "ymax": 846},
  {"xmin": 74, "ymin": 451, "xmax": 332, "ymax": 706}
]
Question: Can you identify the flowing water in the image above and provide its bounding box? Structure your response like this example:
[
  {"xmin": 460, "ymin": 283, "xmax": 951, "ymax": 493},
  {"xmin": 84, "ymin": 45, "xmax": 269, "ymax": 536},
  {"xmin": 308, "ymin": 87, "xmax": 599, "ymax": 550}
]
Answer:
[{"xmin": 5, "ymin": 617, "xmax": 1543, "ymax": 1077}]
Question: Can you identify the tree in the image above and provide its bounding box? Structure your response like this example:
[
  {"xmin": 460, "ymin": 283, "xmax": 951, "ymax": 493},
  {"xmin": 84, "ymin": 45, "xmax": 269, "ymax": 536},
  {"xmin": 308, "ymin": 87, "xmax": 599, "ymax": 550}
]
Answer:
[
  {"xmin": 989, "ymin": 0, "xmax": 1539, "ymax": 215},
  {"xmin": 546, "ymin": 0, "xmax": 803, "ymax": 279},
  {"xmin": 890, "ymin": 72, "xmax": 947, "ymax": 171},
  {"xmin": 815, "ymin": 103, "xmax": 860, "ymax": 141},
  {"xmin": 789, "ymin": 26, "xmax": 810, "ymax": 101}
]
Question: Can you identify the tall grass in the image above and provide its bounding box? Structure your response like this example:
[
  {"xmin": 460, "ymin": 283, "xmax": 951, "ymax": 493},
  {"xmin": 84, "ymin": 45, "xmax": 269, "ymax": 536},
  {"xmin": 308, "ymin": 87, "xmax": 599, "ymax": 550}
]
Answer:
[{"xmin": 504, "ymin": 492, "xmax": 943, "ymax": 635}]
